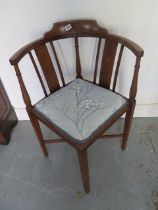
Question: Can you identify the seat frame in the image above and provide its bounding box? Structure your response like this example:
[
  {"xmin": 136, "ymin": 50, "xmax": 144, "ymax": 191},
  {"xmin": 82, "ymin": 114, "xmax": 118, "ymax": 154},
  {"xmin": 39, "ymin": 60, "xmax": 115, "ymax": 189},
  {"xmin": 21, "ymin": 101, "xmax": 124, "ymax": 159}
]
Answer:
[{"xmin": 10, "ymin": 20, "xmax": 144, "ymax": 193}]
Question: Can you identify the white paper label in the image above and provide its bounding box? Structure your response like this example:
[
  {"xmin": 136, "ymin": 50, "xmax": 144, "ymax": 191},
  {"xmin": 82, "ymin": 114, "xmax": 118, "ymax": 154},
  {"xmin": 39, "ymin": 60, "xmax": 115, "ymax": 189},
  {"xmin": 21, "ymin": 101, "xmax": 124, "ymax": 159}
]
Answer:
[{"xmin": 64, "ymin": 24, "xmax": 72, "ymax": 31}]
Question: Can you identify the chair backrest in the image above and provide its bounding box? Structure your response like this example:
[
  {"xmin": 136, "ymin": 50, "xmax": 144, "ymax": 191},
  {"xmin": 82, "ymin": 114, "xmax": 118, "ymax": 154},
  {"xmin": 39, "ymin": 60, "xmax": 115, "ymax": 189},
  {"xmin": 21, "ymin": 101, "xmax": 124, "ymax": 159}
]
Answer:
[{"xmin": 10, "ymin": 20, "xmax": 144, "ymax": 108}]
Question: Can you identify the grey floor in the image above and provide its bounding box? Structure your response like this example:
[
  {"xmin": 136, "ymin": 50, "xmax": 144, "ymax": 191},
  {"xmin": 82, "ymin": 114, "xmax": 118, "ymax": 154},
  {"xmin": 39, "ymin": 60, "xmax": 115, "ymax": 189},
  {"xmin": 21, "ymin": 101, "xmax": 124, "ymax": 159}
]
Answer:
[{"xmin": 0, "ymin": 118, "xmax": 158, "ymax": 210}]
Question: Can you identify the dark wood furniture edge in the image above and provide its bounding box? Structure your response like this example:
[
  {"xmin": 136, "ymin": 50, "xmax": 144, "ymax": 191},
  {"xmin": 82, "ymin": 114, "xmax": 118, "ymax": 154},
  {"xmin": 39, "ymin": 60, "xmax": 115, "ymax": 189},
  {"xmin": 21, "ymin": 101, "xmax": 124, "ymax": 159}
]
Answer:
[
  {"xmin": 0, "ymin": 108, "xmax": 18, "ymax": 144},
  {"xmin": 0, "ymin": 80, "xmax": 18, "ymax": 144}
]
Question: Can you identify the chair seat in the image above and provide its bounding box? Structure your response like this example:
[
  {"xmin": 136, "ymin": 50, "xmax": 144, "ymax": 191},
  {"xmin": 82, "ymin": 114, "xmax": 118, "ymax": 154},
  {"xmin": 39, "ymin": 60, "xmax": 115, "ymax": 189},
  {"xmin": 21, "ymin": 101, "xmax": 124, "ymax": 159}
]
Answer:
[{"xmin": 34, "ymin": 79, "xmax": 127, "ymax": 143}]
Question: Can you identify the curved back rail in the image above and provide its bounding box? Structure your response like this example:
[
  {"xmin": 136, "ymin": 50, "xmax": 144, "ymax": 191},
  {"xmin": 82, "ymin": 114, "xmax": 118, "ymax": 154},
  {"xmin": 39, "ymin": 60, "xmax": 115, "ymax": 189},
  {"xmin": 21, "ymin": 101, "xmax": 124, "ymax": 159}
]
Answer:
[{"xmin": 9, "ymin": 20, "xmax": 144, "ymax": 109}]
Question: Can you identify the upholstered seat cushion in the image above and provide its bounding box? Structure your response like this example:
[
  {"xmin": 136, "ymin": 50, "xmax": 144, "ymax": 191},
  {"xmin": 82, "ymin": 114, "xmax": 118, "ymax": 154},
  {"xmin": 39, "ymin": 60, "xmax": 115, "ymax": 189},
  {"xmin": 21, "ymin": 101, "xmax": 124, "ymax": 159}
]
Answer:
[{"xmin": 34, "ymin": 79, "xmax": 127, "ymax": 143}]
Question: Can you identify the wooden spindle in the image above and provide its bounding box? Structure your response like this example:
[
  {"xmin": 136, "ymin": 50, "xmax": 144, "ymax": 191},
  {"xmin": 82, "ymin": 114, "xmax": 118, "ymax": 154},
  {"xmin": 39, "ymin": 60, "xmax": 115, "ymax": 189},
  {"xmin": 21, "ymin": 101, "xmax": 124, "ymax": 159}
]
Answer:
[
  {"xmin": 129, "ymin": 56, "xmax": 141, "ymax": 100},
  {"xmin": 14, "ymin": 64, "xmax": 32, "ymax": 107},
  {"xmin": 93, "ymin": 38, "xmax": 101, "ymax": 83},
  {"xmin": 29, "ymin": 51, "xmax": 48, "ymax": 97},
  {"xmin": 50, "ymin": 42, "xmax": 65, "ymax": 86},
  {"xmin": 112, "ymin": 45, "xmax": 124, "ymax": 91},
  {"xmin": 75, "ymin": 37, "xmax": 82, "ymax": 78}
]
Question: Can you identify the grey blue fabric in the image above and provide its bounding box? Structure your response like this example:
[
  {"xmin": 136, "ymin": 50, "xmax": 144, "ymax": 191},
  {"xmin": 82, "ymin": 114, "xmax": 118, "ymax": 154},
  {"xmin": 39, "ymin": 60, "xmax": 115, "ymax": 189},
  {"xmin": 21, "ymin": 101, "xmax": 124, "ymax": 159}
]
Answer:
[{"xmin": 35, "ymin": 79, "xmax": 127, "ymax": 142}]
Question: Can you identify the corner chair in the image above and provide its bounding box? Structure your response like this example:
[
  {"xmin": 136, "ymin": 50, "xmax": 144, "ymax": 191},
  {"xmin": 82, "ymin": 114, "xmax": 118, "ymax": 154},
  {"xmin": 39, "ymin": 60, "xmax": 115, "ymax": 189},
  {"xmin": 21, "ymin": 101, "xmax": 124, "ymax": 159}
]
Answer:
[{"xmin": 10, "ymin": 20, "xmax": 144, "ymax": 193}]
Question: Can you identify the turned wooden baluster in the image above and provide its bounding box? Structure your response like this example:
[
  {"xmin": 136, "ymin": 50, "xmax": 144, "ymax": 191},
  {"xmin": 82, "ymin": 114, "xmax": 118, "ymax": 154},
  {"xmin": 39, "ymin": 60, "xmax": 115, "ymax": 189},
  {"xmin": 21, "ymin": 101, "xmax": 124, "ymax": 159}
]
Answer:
[
  {"xmin": 50, "ymin": 42, "xmax": 65, "ymax": 86},
  {"xmin": 93, "ymin": 38, "xmax": 101, "ymax": 83},
  {"xmin": 112, "ymin": 45, "xmax": 124, "ymax": 91},
  {"xmin": 29, "ymin": 51, "xmax": 48, "ymax": 97},
  {"xmin": 129, "ymin": 56, "xmax": 141, "ymax": 101},
  {"xmin": 75, "ymin": 37, "xmax": 82, "ymax": 79},
  {"xmin": 121, "ymin": 56, "xmax": 141, "ymax": 150},
  {"xmin": 14, "ymin": 64, "xmax": 32, "ymax": 108},
  {"xmin": 14, "ymin": 64, "xmax": 48, "ymax": 157}
]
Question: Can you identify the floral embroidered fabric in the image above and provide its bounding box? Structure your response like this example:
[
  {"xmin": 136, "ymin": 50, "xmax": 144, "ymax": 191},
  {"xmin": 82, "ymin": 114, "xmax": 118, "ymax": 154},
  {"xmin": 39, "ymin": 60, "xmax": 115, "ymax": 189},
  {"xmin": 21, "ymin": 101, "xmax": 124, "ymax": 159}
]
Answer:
[{"xmin": 34, "ymin": 79, "xmax": 127, "ymax": 142}]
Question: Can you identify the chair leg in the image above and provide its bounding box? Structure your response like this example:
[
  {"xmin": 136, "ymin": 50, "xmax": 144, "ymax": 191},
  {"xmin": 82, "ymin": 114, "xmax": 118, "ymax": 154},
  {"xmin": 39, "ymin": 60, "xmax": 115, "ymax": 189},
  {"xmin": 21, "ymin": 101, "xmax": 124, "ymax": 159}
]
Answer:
[
  {"xmin": 77, "ymin": 149, "xmax": 90, "ymax": 193},
  {"xmin": 121, "ymin": 102, "xmax": 136, "ymax": 150},
  {"xmin": 28, "ymin": 113, "xmax": 48, "ymax": 157}
]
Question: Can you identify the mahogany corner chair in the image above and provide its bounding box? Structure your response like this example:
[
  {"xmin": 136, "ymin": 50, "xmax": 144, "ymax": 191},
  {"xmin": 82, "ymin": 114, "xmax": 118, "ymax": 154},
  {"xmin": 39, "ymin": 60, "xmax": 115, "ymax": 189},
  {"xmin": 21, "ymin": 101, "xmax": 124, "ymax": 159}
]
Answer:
[{"xmin": 10, "ymin": 20, "xmax": 144, "ymax": 193}]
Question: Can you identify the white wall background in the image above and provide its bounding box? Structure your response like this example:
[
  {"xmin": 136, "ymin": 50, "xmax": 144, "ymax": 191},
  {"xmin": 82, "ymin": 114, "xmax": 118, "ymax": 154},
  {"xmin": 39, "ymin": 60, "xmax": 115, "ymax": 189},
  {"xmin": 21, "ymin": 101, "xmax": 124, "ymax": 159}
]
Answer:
[{"xmin": 0, "ymin": 0, "xmax": 158, "ymax": 120}]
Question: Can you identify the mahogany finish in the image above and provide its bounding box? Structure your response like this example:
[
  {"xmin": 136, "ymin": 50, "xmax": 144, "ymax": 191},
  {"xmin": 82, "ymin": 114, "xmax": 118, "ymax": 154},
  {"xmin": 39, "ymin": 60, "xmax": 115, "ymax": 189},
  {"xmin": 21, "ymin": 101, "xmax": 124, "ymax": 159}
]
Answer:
[
  {"xmin": 100, "ymin": 40, "xmax": 118, "ymax": 89},
  {"xmin": 77, "ymin": 149, "xmax": 90, "ymax": 193},
  {"xmin": 93, "ymin": 38, "xmax": 101, "ymax": 83},
  {"xmin": 10, "ymin": 20, "xmax": 144, "ymax": 193},
  {"xmin": 112, "ymin": 44, "xmax": 124, "ymax": 91},
  {"xmin": 34, "ymin": 45, "xmax": 60, "ymax": 93}
]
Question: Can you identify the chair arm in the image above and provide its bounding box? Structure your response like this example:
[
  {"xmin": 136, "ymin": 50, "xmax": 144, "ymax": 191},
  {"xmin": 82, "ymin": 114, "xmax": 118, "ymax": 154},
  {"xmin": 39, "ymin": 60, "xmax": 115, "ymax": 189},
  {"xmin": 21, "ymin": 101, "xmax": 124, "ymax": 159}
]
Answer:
[
  {"xmin": 9, "ymin": 38, "xmax": 43, "ymax": 65},
  {"xmin": 109, "ymin": 34, "xmax": 144, "ymax": 57}
]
